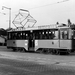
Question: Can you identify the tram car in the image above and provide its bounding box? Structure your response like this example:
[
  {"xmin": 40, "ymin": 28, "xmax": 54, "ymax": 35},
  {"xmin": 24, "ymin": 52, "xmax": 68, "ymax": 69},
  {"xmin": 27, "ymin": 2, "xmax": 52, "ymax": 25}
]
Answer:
[{"xmin": 7, "ymin": 24, "xmax": 75, "ymax": 54}]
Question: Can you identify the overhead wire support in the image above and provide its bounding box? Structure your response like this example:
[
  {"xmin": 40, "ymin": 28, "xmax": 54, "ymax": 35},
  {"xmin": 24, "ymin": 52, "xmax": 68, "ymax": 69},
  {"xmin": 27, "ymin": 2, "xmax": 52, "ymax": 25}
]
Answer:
[{"xmin": 2, "ymin": 6, "xmax": 11, "ymax": 29}]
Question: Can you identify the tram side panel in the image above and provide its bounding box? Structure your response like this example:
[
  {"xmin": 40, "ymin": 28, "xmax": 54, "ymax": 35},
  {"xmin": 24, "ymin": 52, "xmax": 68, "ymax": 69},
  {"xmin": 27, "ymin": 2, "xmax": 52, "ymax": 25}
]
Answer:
[
  {"xmin": 59, "ymin": 40, "xmax": 72, "ymax": 52},
  {"xmin": 59, "ymin": 40, "xmax": 75, "ymax": 52},
  {"xmin": 35, "ymin": 40, "xmax": 59, "ymax": 51},
  {"xmin": 7, "ymin": 40, "xmax": 28, "ymax": 51},
  {"xmin": 7, "ymin": 40, "xmax": 15, "ymax": 49},
  {"xmin": 35, "ymin": 40, "xmax": 72, "ymax": 52}
]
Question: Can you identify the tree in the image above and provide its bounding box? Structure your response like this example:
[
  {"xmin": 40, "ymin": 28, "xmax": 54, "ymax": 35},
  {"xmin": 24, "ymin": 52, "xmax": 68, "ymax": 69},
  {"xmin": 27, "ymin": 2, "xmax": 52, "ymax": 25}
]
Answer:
[
  {"xmin": 6, "ymin": 27, "xmax": 13, "ymax": 31},
  {"xmin": 0, "ymin": 28, "xmax": 7, "ymax": 36}
]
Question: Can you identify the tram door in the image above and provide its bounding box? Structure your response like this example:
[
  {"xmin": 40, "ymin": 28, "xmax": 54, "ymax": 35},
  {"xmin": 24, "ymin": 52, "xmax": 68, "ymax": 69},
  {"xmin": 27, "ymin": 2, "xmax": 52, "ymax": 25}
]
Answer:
[
  {"xmin": 60, "ymin": 29, "xmax": 71, "ymax": 49},
  {"xmin": 28, "ymin": 31, "xmax": 35, "ymax": 51}
]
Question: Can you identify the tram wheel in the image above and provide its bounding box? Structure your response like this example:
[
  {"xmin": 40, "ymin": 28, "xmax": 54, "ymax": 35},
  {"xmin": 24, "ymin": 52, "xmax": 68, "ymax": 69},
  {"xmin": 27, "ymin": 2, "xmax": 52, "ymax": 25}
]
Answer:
[
  {"xmin": 67, "ymin": 49, "xmax": 71, "ymax": 55},
  {"xmin": 12, "ymin": 48, "xmax": 16, "ymax": 52},
  {"xmin": 51, "ymin": 49, "xmax": 56, "ymax": 54},
  {"xmin": 42, "ymin": 49, "xmax": 45, "ymax": 53},
  {"xmin": 16, "ymin": 47, "xmax": 19, "ymax": 51},
  {"xmin": 48, "ymin": 49, "xmax": 51, "ymax": 53},
  {"xmin": 56, "ymin": 50, "xmax": 59, "ymax": 55},
  {"xmin": 23, "ymin": 48, "xmax": 27, "ymax": 52},
  {"xmin": 19, "ymin": 48, "xmax": 23, "ymax": 52},
  {"xmin": 66, "ymin": 51, "xmax": 70, "ymax": 55},
  {"xmin": 50, "ymin": 49, "xmax": 53, "ymax": 54}
]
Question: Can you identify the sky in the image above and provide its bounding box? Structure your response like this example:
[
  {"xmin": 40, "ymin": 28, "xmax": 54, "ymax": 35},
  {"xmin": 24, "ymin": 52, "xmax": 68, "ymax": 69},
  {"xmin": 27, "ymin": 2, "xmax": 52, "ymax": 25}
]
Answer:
[{"xmin": 0, "ymin": 0, "xmax": 74, "ymax": 29}]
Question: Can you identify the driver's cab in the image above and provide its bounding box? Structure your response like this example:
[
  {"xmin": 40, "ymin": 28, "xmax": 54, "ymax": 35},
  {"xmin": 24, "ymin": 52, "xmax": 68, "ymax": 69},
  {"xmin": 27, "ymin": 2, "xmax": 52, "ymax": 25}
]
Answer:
[{"xmin": 59, "ymin": 26, "xmax": 75, "ymax": 51}]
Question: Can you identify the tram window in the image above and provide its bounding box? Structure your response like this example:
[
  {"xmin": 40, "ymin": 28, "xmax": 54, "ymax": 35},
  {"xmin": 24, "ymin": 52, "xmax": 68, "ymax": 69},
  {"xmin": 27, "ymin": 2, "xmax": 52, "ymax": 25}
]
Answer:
[
  {"xmin": 60, "ymin": 31, "xmax": 63, "ymax": 39},
  {"xmin": 45, "ymin": 31, "xmax": 49, "ymax": 39},
  {"xmin": 39, "ymin": 32, "xmax": 42, "ymax": 39},
  {"xmin": 68, "ymin": 29, "xmax": 71, "ymax": 39},
  {"xmin": 73, "ymin": 30, "xmax": 75, "ymax": 39},
  {"xmin": 42, "ymin": 30, "xmax": 58, "ymax": 39},
  {"xmin": 46, "ymin": 31, "xmax": 48, "ymax": 34},
  {"xmin": 13, "ymin": 33, "xmax": 16, "ymax": 39},
  {"xmin": 8, "ymin": 33, "xmax": 11, "ymax": 40},
  {"xmin": 17, "ymin": 32, "xmax": 20, "ymax": 39},
  {"xmin": 42, "ymin": 32, "xmax": 44, "ymax": 34},
  {"xmin": 10, "ymin": 33, "xmax": 13, "ymax": 39},
  {"xmin": 51, "ymin": 31, "xmax": 55, "ymax": 39},
  {"xmin": 54, "ymin": 31, "xmax": 58, "ymax": 39},
  {"xmin": 35, "ymin": 31, "xmax": 40, "ymax": 39},
  {"xmin": 40, "ymin": 30, "xmax": 47, "ymax": 39},
  {"xmin": 23, "ymin": 32, "xmax": 26, "ymax": 39},
  {"xmin": 10, "ymin": 33, "xmax": 13, "ymax": 40},
  {"xmin": 60, "ymin": 30, "xmax": 68, "ymax": 39},
  {"xmin": 26, "ymin": 34, "xmax": 28, "ymax": 39},
  {"xmin": 15, "ymin": 32, "xmax": 22, "ymax": 39},
  {"xmin": 9, "ymin": 32, "xmax": 15, "ymax": 40},
  {"xmin": 49, "ymin": 31, "xmax": 56, "ymax": 39},
  {"xmin": 35, "ymin": 33, "xmax": 38, "ymax": 39},
  {"xmin": 72, "ymin": 30, "xmax": 75, "ymax": 39},
  {"xmin": 7, "ymin": 33, "xmax": 9, "ymax": 39},
  {"xmin": 64, "ymin": 31, "xmax": 68, "ymax": 39},
  {"xmin": 42, "ymin": 31, "xmax": 45, "ymax": 39},
  {"xmin": 34, "ymin": 30, "xmax": 58, "ymax": 39},
  {"xmin": 8, "ymin": 33, "xmax": 9, "ymax": 39},
  {"xmin": 20, "ymin": 32, "xmax": 23, "ymax": 39},
  {"xmin": 26, "ymin": 34, "xmax": 28, "ymax": 36},
  {"xmin": 26, "ymin": 32, "xmax": 29, "ymax": 39}
]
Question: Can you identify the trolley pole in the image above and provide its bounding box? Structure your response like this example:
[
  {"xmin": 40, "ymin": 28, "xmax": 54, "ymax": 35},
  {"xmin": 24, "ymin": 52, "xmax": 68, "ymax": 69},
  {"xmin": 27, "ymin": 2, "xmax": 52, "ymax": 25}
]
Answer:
[{"xmin": 2, "ymin": 6, "xmax": 11, "ymax": 29}]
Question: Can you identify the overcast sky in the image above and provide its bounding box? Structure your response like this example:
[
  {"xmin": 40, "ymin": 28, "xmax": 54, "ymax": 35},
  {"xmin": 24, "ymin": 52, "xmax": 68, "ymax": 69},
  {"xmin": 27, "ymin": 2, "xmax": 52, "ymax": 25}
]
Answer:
[{"xmin": 0, "ymin": 0, "xmax": 74, "ymax": 29}]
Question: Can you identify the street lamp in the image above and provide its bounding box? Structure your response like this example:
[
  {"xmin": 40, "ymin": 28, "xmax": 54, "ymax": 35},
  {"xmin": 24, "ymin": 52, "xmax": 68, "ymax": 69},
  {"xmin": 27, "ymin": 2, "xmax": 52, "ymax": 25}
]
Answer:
[{"xmin": 2, "ymin": 6, "xmax": 11, "ymax": 29}]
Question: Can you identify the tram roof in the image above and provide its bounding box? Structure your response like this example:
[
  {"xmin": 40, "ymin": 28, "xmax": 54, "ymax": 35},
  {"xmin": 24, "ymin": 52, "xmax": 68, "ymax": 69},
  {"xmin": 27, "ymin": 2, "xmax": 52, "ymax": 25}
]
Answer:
[{"xmin": 7, "ymin": 24, "xmax": 75, "ymax": 32}]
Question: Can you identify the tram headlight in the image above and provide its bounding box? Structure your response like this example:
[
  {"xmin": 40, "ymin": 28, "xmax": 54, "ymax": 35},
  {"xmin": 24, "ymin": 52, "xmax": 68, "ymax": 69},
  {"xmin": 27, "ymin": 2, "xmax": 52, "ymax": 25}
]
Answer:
[{"xmin": 35, "ymin": 40, "xmax": 38, "ymax": 46}]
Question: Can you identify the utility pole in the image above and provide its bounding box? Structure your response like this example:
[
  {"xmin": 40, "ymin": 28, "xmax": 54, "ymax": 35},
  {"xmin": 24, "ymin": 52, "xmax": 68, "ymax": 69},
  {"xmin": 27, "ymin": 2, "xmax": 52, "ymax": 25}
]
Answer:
[{"xmin": 2, "ymin": 6, "xmax": 11, "ymax": 29}]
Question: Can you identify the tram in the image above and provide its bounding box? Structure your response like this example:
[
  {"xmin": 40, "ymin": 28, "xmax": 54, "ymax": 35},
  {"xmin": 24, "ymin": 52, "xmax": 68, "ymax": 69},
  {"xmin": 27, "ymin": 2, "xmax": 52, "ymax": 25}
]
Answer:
[{"xmin": 7, "ymin": 24, "xmax": 75, "ymax": 54}]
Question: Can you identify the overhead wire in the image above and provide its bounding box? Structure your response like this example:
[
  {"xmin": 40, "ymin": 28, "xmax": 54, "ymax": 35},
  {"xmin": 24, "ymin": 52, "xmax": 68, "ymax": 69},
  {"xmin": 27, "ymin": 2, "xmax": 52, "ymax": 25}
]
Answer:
[
  {"xmin": 2, "ymin": 0, "xmax": 70, "ymax": 15},
  {"xmin": 28, "ymin": 0, "xmax": 69, "ymax": 10},
  {"xmin": 0, "ymin": 0, "xmax": 69, "ymax": 16}
]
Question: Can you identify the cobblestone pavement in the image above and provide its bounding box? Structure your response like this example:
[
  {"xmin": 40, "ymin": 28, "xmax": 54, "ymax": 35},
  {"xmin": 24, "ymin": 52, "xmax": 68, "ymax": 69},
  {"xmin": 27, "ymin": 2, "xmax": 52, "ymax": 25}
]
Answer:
[
  {"xmin": 0, "ymin": 46, "xmax": 75, "ymax": 75},
  {"xmin": 0, "ymin": 50, "xmax": 75, "ymax": 67},
  {"xmin": 0, "ymin": 57, "xmax": 75, "ymax": 75}
]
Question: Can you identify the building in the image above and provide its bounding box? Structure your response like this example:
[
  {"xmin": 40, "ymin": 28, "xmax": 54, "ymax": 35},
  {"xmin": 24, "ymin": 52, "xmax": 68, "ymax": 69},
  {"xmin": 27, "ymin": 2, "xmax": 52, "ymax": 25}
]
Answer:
[{"xmin": 0, "ymin": 35, "xmax": 6, "ymax": 46}]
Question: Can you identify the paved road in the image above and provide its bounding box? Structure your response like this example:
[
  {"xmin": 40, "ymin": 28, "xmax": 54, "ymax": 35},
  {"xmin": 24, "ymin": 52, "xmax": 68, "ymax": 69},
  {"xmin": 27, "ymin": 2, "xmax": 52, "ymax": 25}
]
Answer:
[
  {"xmin": 0, "ymin": 46, "xmax": 75, "ymax": 75},
  {"xmin": 0, "ymin": 57, "xmax": 75, "ymax": 75},
  {"xmin": 1, "ymin": 50, "xmax": 75, "ymax": 67}
]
